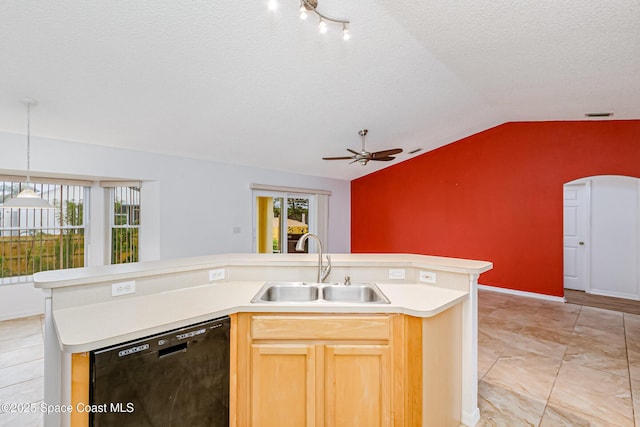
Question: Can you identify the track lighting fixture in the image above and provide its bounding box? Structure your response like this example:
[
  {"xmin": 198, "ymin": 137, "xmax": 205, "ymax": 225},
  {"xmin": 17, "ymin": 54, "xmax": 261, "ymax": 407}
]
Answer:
[{"xmin": 270, "ymin": 0, "xmax": 351, "ymax": 40}]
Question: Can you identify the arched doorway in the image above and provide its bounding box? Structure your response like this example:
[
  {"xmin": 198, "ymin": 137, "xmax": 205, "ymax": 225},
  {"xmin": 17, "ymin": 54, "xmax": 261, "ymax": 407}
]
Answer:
[{"xmin": 564, "ymin": 175, "xmax": 640, "ymax": 300}]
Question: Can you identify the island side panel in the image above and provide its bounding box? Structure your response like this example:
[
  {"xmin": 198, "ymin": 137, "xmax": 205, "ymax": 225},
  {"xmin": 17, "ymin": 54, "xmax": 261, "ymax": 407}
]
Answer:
[
  {"xmin": 421, "ymin": 269, "xmax": 480, "ymax": 426},
  {"xmin": 70, "ymin": 353, "xmax": 89, "ymax": 427},
  {"xmin": 461, "ymin": 274, "xmax": 480, "ymax": 426},
  {"xmin": 229, "ymin": 313, "xmax": 238, "ymax": 427},
  {"xmin": 400, "ymin": 314, "xmax": 423, "ymax": 426},
  {"xmin": 422, "ymin": 303, "xmax": 462, "ymax": 427},
  {"xmin": 43, "ymin": 289, "xmax": 64, "ymax": 427},
  {"xmin": 233, "ymin": 313, "xmax": 251, "ymax": 427}
]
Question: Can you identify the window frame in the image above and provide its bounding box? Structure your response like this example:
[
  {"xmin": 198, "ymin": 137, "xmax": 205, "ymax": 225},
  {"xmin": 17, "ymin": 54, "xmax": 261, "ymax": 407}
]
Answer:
[
  {"xmin": 0, "ymin": 179, "xmax": 89, "ymax": 284},
  {"xmin": 108, "ymin": 185, "xmax": 141, "ymax": 265},
  {"xmin": 252, "ymin": 189, "xmax": 317, "ymax": 254}
]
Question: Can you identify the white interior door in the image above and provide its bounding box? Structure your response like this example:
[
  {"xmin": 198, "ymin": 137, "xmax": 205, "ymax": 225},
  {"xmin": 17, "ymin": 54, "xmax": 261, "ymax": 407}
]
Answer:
[{"xmin": 564, "ymin": 183, "xmax": 589, "ymax": 291}]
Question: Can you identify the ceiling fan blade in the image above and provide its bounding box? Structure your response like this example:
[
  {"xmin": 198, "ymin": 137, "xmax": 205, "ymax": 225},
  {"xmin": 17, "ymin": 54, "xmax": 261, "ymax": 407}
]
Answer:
[
  {"xmin": 324, "ymin": 130, "xmax": 401, "ymax": 166},
  {"xmin": 322, "ymin": 156, "xmax": 354, "ymax": 160},
  {"xmin": 371, "ymin": 148, "xmax": 403, "ymax": 158}
]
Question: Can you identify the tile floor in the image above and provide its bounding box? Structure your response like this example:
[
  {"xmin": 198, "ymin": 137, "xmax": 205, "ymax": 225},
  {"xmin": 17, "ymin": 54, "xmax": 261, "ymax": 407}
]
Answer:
[
  {"xmin": 0, "ymin": 291, "xmax": 639, "ymax": 426},
  {"xmin": 478, "ymin": 290, "xmax": 640, "ymax": 426},
  {"xmin": 0, "ymin": 315, "xmax": 45, "ymax": 427}
]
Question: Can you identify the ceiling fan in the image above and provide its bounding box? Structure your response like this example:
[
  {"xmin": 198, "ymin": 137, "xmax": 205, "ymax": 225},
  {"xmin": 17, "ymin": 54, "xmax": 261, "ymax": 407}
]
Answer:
[{"xmin": 322, "ymin": 129, "xmax": 403, "ymax": 165}]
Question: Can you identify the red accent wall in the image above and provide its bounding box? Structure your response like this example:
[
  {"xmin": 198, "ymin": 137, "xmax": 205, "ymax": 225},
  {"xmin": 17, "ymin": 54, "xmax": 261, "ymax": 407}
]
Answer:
[{"xmin": 351, "ymin": 121, "xmax": 640, "ymax": 297}]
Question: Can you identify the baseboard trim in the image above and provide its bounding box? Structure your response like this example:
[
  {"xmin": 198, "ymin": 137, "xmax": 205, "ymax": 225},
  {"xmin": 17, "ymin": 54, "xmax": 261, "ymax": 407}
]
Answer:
[
  {"xmin": 587, "ymin": 289, "xmax": 640, "ymax": 301},
  {"xmin": 0, "ymin": 308, "xmax": 44, "ymax": 322},
  {"xmin": 461, "ymin": 407, "xmax": 481, "ymax": 427},
  {"xmin": 478, "ymin": 284, "xmax": 565, "ymax": 303}
]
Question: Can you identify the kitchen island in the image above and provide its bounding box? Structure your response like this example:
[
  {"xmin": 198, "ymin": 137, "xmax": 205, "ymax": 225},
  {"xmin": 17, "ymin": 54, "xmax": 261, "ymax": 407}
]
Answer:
[{"xmin": 33, "ymin": 253, "xmax": 492, "ymax": 427}]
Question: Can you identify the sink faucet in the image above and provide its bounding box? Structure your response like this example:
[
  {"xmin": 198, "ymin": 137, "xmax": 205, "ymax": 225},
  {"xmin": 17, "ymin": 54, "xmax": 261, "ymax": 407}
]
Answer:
[{"xmin": 295, "ymin": 233, "xmax": 331, "ymax": 283}]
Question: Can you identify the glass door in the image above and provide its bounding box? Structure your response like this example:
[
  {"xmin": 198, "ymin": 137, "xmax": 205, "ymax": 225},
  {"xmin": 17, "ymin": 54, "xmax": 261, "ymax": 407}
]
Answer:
[{"xmin": 254, "ymin": 192, "xmax": 314, "ymax": 254}]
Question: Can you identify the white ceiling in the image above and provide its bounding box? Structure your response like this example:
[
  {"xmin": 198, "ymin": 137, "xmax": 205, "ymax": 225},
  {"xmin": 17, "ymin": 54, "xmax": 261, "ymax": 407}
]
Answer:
[{"xmin": 1, "ymin": 0, "xmax": 639, "ymax": 180}]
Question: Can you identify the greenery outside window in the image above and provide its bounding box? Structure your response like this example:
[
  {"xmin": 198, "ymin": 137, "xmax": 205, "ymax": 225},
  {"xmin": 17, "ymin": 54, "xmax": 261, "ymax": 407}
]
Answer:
[
  {"xmin": 255, "ymin": 193, "xmax": 312, "ymax": 253},
  {"xmin": 251, "ymin": 184, "xmax": 331, "ymax": 255},
  {"xmin": 0, "ymin": 179, "xmax": 87, "ymax": 283},
  {"xmin": 110, "ymin": 186, "xmax": 140, "ymax": 264}
]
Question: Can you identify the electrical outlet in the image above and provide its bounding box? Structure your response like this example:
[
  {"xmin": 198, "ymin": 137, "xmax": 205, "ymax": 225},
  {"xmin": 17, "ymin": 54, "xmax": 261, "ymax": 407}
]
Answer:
[
  {"xmin": 209, "ymin": 269, "xmax": 225, "ymax": 281},
  {"xmin": 418, "ymin": 270, "xmax": 437, "ymax": 284},
  {"xmin": 112, "ymin": 280, "xmax": 136, "ymax": 297},
  {"xmin": 388, "ymin": 269, "xmax": 406, "ymax": 280}
]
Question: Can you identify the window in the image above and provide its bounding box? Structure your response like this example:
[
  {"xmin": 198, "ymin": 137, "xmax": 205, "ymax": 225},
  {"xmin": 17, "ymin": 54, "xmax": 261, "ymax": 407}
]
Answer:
[
  {"xmin": 0, "ymin": 180, "xmax": 87, "ymax": 283},
  {"xmin": 109, "ymin": 186, "xmax": 140, "ymax": 264},
  {"xmin": 251, "ymin": 184, "xmax": 330, "ymax": 255}
]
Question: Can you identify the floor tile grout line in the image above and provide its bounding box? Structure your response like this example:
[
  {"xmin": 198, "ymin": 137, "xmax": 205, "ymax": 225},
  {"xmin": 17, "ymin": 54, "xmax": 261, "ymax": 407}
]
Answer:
[
  {"xmin": 533, "ymin": 305, "xmax": 580, "ymax": 426},
  {"xmin": 623, "ymin": 313, "xmax": 637, "ymax": 427},
  {"xmin": 0, "ymin": 357, "xmax": 45, "ymax": 371},
  {"xmin": 0, "ymin": 375, "xmax": 45, "ymax": 397},
  {"xmin": 0, "ymin": 357, "xmax": 44, "ymax": 370},
  {"xmin": 0, "ymin": 358, "xmax": 45, "ymax": 390},
  {"xmin": 478, "ymin": 348, "xmax": 503, "ymax": 383},
  {"xmin": 0, "ymin": 347, "xmax": 45, "ymax": 361}
]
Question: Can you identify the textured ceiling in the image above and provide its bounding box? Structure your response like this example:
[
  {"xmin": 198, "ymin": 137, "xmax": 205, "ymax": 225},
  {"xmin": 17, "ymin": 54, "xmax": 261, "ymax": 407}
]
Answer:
[{"xmin": 1, "ymin": 0, "xmax": 638, "ymax": 180}]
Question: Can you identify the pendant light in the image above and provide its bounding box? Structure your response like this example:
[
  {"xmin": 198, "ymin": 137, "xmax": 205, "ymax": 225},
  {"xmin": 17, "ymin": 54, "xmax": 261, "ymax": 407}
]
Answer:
[{"xmin": 3, "ymin": 98, "xmax": 54, "ymax": 209}]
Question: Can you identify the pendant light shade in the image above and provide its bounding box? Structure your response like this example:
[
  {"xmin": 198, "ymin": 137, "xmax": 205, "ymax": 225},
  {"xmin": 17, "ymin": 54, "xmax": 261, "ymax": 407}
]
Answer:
[
  {"xmin": 2, "ymin": 98, "xmax": 54, "ymax": 209},
  {"xmin": 3, "ymin": 188, "xmax": 54, "ymax": 208}
]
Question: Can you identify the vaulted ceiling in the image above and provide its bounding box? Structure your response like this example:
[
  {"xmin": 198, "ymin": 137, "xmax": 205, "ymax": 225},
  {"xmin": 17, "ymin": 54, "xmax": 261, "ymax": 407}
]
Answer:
[{"xmin": 1, "ymin": 1, "xmax": 639, "ymax": 180}]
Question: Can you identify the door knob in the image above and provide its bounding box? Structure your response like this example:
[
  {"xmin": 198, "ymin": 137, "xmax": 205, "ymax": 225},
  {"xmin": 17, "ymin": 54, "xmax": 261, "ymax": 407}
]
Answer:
[{"xmin": 579, "ymin": 241, "xmax": 584, "ymax": 245}]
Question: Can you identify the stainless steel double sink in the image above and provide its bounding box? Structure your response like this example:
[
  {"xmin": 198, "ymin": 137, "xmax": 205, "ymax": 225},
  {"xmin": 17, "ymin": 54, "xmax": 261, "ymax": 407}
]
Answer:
[{"xmin": 250, "ymin": 282, "xmax": 390, "ymax": 304}]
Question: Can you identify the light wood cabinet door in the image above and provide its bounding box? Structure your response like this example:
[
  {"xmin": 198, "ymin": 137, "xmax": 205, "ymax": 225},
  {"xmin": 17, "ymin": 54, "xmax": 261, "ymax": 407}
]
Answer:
[
  {"xmin": 250, "ymin": 343, "xmax": 317, "ymax": 427},
  {"xmin": 323, "ymin": 344, "xmax": 392, "ymax": 427},
  {"xmin": 234, "ymin": 313, "xmax": 414, "ymax": 427}
]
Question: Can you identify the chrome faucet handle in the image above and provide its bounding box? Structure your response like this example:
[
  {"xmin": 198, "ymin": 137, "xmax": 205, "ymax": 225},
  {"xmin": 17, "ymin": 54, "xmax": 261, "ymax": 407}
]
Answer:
[{"xmin": 344, "ymin": 276, "xmax": 351, "ymax": 286}]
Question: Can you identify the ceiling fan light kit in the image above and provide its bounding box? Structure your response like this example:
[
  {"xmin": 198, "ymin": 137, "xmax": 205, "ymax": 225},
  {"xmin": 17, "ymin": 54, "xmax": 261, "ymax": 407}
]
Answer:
[{"xmin": 323, "ymin": 129, "xmax": 403, "ymax": 166}]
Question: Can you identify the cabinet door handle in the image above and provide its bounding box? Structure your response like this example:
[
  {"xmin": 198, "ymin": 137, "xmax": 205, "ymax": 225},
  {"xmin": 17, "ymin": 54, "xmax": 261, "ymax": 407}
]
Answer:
[{"xmin": 579, "ymin": 241, "xmax": 584, "ymax": 245}]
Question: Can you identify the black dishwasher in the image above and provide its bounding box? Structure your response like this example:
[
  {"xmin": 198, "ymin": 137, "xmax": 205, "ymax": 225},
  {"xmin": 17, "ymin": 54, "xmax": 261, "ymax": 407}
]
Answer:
[{"xmin": 89, "ymin": 316, "xmax": 230, "ymax": 427}]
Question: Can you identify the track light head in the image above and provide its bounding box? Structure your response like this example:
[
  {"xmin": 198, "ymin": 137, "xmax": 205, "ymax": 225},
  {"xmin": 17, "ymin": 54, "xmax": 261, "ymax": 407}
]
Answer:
[
  {"xmin": 342, "ymin": 24, "xmax": 350, "ymax": 40},
  {"xmin": 286, "ymin": 0, "xmax": 351, "ymax": 39},
  {"xmin": 299, "ymin": 5, "xmax": 308, "ymax": 19},
  {"xmin": 318, "ymin": 18, "xmax": 328, "ymax": 33}
]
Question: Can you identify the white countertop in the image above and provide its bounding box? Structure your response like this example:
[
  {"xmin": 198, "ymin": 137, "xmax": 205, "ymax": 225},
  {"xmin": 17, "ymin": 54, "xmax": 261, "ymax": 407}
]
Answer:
[
  {"xmin": 34, "ymin": 253, "xmax": 492, "ymax": 289},
  {"xmin": 41, "ymin": 252, "xmax": 491, "ymax": 353},
  {"xmin": 53, "ymin": 281, "xmax": 468, "ymax": 353}
]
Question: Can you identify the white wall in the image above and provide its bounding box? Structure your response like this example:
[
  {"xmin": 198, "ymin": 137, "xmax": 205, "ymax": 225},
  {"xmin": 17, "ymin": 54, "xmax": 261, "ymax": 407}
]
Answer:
[
  {"xmin": 590, "ymin": 175, "xmax": 640, "ymax": 300},
  {"xmin": 0, "ymin": 131, "xmax": 351, "ymax": 319},
  {"xmin": 0, "ymin": 283, "xmax": 45, "ymax": 321}
]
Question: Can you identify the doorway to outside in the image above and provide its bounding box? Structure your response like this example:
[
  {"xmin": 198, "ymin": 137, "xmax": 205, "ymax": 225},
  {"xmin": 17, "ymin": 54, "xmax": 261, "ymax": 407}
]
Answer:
[
  {"xmin": 563, "ymin": 175, "xmax": 640, "ymax": 301},
  {"xmin": 254, "ymin": 191, "xmax": 315, "ymax": 254}
]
